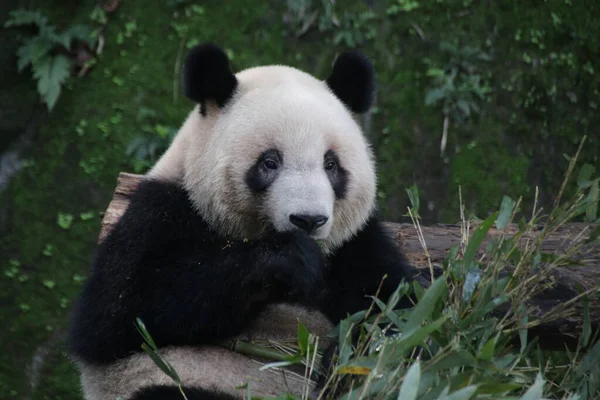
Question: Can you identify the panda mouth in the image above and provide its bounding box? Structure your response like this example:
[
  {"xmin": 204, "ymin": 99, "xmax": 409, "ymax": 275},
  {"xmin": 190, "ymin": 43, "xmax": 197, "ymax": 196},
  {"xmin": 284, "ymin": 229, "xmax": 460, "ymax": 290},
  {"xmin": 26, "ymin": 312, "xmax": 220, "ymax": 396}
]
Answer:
[
  {"xmin": 261, "ymin": 217, "xmax": 330, "ymax": 240},
  {"xmin": 308, "ymin": 231, "xmax": 329, "ymax": 240}
]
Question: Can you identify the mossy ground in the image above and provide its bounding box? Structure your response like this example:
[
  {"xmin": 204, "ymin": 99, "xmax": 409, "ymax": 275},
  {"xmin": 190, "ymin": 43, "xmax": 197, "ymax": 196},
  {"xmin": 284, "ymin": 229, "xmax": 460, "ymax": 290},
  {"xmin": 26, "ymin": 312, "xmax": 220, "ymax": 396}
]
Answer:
[{"xmin": 1, "ymin": 0, "xmax": 598, "ymax": 398}]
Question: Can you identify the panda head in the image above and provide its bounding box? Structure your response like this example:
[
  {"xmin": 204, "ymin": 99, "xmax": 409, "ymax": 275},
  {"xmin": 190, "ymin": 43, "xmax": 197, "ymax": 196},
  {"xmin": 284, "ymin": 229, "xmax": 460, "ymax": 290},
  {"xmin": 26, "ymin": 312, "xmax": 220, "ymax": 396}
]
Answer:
[{"xmin": 176, "ymin": 43, "xmax": 377, "ymax": 253}]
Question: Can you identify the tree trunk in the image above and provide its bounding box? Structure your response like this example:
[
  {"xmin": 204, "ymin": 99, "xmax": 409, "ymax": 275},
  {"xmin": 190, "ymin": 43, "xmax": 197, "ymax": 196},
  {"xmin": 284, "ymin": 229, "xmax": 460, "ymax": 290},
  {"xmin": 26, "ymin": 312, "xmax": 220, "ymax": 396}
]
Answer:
[{"xmin": 99, "ymin": 172, "xmax": 600, "ymax": 349}]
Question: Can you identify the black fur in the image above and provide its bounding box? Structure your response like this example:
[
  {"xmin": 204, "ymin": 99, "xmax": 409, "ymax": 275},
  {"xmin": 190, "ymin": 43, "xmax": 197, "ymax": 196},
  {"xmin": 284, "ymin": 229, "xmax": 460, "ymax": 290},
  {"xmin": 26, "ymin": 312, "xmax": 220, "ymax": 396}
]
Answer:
[
  {"xmin": 183, "ymin": 44, "xmax": 238, "ymax": 116},
  {"xmin": 245, "ymin": 149, "xmax": 282, "ymax": 193},
  {"xmin": 68, "ymin": 179, "xmax": 326, "ymax": 364},
  {"xmin": 324, "ymin": 149, "xmax": 348, "ymax": 199},
  {"xmin": 320, "ymin": 216, "xmax": 412, "ymax": 321},
  {"xmin": 326, "ymin": 51, "xmax": 375, "ymax": 114},
  {"xmin": 130, "ymin": 385, "xmax": 237, "ymax": 400},
  {"xmin": 68, "ymin": 179, "xmax": 412, "ymax": 391},
  {"xmin": 314, "ymin": 216, "xmax": 418, "ymax": 396}
]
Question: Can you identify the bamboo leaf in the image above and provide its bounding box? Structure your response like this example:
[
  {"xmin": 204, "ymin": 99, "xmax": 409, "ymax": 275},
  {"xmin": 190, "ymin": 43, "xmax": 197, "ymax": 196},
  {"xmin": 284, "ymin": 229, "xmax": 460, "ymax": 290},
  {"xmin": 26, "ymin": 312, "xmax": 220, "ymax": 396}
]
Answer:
[
  {"xmin": 135, "ymin": 317, "xmax": 157, "ymax": 350},
  {"xmin": 337, "ymin": 365, "xmax": 372, "ymax": 376},
  {"xmin": 462, "ymin": 266, "xmax": 482, "ymax": 303},
  {"xmin": 496, "ymin": 196, "xmax": 515, "ymax": 229},
  {"xmin": 577, "ymin": 164, "xmax": 595, "ymax": 189},
  {"xmin": 586, "ymin": 180, "xmax": 598, "ymax": 222},
  {"xmin": 477, "ymin": 337, "xmax": 497, "ymax": 362},
  {"xmin": 519, "ymin": 373, "xmax": 544, "ymax": 400},
  {"xmin": 397, "ymin": 361, "xmax": 421, "ymax": 400},
  {"xmin": 383, "ymin": 316, "xmax": 447, "ymax": 364},
  {"xmin": 259, "ymin": 360, "xmax": 298, "ymax": 371},
  {"xmin": 519, "ymin": 315, "xmax": 528, "ymax": 354},
  {"xmin": 406, "ymin": 184, "xmax": 420, "ymax": 215},
  {"xmin": 404, "ymin": 276, "xmax": 447, "ymax": 334},
  {"xmin": 338, "ymin": 318, "xmax": 354, "ymax": 365},
  {"xmin": 297, "ymin": 320, "xmax": 309, "ymax": 355},
  {"xmin": 578, "ymin": 329, "xmax": 600, "ymax": 374},
  {"xmin": 441, "ymin": 386, "xmax": 478, "ymax": 400},
  {"xmin": 463, "ymin": 212, "xmax": 498, "ymax": 272},
  {"xmin": 140, "ymin": 343, "xmax": 181, "ymax": 384},
  {"xmin": 426, "ymin": 351, "xmax": 476, "ymax": 372}
]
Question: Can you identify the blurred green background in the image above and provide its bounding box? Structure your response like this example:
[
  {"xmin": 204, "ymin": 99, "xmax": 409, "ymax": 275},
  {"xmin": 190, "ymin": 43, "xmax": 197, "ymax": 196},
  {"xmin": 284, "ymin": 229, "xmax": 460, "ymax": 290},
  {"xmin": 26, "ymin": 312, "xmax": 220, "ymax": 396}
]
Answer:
[{"xmin": 0, "ymin": 0, "xmax": 598, "ymax": 398}]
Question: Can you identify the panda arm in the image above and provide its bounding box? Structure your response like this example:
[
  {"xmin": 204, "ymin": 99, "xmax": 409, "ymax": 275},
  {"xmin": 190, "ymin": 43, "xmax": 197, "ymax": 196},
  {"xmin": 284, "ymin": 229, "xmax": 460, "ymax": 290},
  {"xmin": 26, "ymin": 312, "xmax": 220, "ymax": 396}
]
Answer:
[
  {"xmin": 68, "ymin": 179, "xmax": 325, "ymax": 365},
  {"xmin": 320, "ymin": 216, "xmax": 414, "ymax": 323}
]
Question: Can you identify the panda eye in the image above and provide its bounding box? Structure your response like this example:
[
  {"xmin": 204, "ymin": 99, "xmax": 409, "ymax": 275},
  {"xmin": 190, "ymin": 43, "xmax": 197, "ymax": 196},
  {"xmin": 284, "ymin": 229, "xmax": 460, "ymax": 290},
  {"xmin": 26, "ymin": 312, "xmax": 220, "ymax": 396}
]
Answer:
[
  {"xmin": 263, "ymin": 159, "xmax": 278, "ymax": 170},
  {"xmin": 325, "ymin": 160, "xmax": 337, "ymax": 171}
]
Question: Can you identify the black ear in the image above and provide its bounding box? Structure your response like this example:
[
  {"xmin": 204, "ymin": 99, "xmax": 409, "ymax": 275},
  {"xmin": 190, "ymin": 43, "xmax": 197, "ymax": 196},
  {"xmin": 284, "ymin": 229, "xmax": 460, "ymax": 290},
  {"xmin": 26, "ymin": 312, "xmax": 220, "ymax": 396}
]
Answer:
[
  {"xmin": 326, "ymin": 51, "xmax": 375, "ymax": 114},
  {"xmin": 183, "ymin": 43, "xmax": 238, "ymax": 115}
]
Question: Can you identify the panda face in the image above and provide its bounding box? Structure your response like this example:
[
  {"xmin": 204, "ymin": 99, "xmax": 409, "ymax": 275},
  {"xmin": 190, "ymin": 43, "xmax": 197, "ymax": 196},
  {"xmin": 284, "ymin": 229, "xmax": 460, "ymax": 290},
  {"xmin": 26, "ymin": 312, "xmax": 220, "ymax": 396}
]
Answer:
[
  {"xmin": 180, "ymin": 65, "xmax": 377, "ymax": 252},
  {"xmin": 244, "ymin": 145, "xmax": 347, "ymax": 239}
]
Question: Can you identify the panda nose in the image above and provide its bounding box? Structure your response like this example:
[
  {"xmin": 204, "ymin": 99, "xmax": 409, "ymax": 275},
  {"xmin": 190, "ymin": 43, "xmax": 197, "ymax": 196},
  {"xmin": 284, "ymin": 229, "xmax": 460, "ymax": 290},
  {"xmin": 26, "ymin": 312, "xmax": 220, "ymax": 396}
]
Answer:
[{"xmin": 289, "ymin": 214, "xmax": 328, "ymax": 233}]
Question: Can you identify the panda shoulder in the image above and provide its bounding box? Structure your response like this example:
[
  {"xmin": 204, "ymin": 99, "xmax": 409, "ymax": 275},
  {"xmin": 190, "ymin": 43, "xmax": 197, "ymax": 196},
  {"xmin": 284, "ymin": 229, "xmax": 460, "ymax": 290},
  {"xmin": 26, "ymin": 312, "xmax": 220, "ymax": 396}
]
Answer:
[
  {"xmin": 349, "ymin": 214, "xmax": 397, "ymax": 247},
  {"xmin": 115, "ymin": 178, "xmax": 201, "ymax": 233},
  {"xmin": 334, "ymin": 214, "xmax": 410, "ymax": 270}
]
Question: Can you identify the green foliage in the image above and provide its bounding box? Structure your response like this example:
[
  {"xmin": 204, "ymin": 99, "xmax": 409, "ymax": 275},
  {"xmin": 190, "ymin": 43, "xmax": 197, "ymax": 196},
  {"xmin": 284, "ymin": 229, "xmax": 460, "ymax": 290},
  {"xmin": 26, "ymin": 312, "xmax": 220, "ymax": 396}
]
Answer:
[
  {"xmin": 89, "ymin": 6, "xmax": 107, "ymax": 25},
  {"xmin": 284, "ymin": 0, "xmax": 377, "ymax": 47},
  {"xmin": 42, "ymin": 243, "xmax": 55, "ymax": 257},
  {"xmin": 57, "ymin": 212, "xmax": 74, "ymax": 230},
  {"xmin": 32, "ymin": 54, "xmax": 71, "ymax": 111},
  {"xmin": 405, "ymin": 184, "xmax": 421, "ymax": 219},
  {"xmin": 126, "ymin": 107, "xmax": 178, "ymax": 173},
  {"xmin": 317, "ymin": 154, "xmax": 600, "ymax": 399},
  {"xmin": 424, "ymin": 41, "xmax": 492, "ymax": 123},
  {"xmin": 42, "ymin": 279, "xmax": 56, "ymax": 289},
  {"xmin": 576, "ymin": 164, "xmax": 600, "ymax": 223},
  {"xmin": 387, "ymin": 0, "xmax": 421, "ymax": 14},
  {"xmin": 4, "ymin": 9, "xmax": 94, "ymax": 111}
]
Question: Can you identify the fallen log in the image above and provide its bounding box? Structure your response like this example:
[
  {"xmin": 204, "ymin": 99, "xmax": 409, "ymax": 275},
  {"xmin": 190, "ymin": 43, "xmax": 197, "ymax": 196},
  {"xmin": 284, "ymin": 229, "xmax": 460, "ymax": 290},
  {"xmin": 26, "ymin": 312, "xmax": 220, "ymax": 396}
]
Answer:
[{"xmin": 99, "ymin": 172, "xmax": 600, "ymax": 349}]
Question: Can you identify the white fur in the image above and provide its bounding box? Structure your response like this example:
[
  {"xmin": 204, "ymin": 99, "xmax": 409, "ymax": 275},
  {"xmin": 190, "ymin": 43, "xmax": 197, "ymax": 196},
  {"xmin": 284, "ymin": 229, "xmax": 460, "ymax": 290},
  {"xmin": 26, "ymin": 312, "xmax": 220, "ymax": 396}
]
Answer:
[
  {"xmin": 267, "ymin": 170, "xmax": 334, "ymax": 239},
  {"xmin": 82, "ymin": 64, "xmax": 376, "ymax": 399}
]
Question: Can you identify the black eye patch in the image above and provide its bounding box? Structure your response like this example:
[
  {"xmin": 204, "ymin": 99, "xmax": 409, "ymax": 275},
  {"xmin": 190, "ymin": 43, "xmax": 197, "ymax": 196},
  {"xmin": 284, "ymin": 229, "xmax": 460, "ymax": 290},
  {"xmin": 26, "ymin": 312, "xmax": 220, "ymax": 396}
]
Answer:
[
  {"xmin": 245, "ymin": 149, "xmax": 282, "ymax": 193},
  {"xmin": 324, "ymin": 150, "xmax": 348, "ymax": 199}
]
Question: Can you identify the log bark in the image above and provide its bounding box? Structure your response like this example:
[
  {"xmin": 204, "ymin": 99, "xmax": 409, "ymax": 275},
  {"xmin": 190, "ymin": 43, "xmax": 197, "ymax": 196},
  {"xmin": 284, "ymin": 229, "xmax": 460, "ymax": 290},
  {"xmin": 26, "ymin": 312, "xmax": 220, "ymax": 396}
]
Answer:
[{"xmin": 99, "ymin": 172, "xmax": 600, "ymax": 349}]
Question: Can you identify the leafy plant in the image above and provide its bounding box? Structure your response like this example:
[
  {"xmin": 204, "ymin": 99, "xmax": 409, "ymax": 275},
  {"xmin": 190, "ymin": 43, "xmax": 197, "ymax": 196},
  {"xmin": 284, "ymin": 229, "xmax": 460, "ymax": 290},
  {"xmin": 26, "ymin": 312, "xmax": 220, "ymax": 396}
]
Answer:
[
  {"xmin": 387, "ymin": 0, "xmax": 420, "ymax": 15},
  {"xmin": 126, "ymin": 107, "xmax": 177, "ymax": 173},
  {"xmin": 57, "ymin": 212, "xmax": 74, "ymax": 229},
  {"xmin": 284, "ymin": 0, "xmax": 377, "ymax": 47},
  {"xmin": 576, "ymin": 163, "xmax": 599, "ymax": 223},
  {"xmin": 135, "ymin": 318, "xmax": 190, "ymax": 400},
  {"xmin": 42, "ymin": 244, "xmax": 55, "ymax": 257},
  {"xmin": 89, "ymin": 6, "xmax": 108, "ymax": 25},
  {"xmin": 4, "ymin": 9, "xmax": 95, "ymax": 111},
  {"xmin": 423, "ymin": 40, "xmax": 493, "ymax": 156}
]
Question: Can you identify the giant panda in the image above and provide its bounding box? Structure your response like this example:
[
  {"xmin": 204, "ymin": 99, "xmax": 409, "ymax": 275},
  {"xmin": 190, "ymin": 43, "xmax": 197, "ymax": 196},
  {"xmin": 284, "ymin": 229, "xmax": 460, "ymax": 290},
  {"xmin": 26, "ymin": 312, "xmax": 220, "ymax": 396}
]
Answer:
[{"xmin": 67, "ymin": 43, "xmax": 413, "ymax": 400}]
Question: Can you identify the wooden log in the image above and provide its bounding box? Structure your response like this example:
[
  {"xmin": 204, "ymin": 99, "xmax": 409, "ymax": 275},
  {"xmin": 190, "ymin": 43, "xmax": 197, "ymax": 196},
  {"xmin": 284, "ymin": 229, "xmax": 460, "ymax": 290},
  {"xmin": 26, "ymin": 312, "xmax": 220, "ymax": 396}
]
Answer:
[{"xmin": 99, "ymin": 172, "xmax": 600, "ymax": 349}]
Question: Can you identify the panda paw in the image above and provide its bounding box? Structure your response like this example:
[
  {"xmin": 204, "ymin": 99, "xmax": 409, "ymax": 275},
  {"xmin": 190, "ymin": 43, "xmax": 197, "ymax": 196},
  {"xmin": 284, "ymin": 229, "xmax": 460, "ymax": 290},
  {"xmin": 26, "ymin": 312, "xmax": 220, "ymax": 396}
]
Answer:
[{"xmin": 266, "ymin": 231, "xmax": 327, "ymax": 302}]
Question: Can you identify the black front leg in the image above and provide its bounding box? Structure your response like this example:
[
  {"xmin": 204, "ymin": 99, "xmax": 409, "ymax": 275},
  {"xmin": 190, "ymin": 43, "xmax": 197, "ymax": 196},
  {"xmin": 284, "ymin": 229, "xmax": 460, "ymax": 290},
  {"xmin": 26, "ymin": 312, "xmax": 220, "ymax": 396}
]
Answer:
[
  {"xmin": 320, "ymin": 216, "xmax": 414, "ymax": 323},
  {"xmin": 68, "ymin": 179, "xmax": 327, "ymax": 365},
  {"xmin": 315, "ymin": 216, "xmax": 414, "ymax": 398},
  {"xmin": 137, "ymin": 229, "xmax": 328, "ymax": 349}
]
